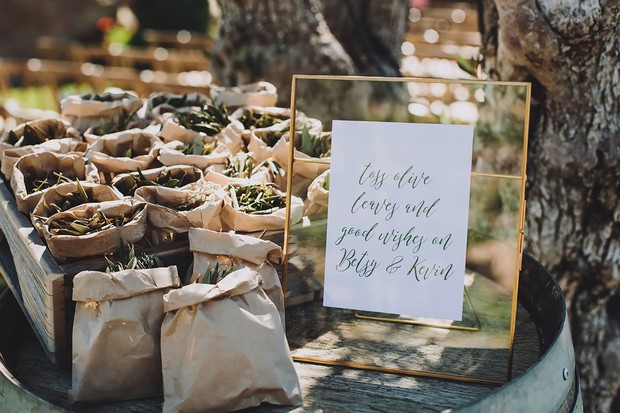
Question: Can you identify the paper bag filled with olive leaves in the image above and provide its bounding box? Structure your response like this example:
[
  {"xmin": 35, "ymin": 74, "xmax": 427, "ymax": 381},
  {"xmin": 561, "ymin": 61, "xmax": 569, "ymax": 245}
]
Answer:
[
  {"xmin": 188, "ymin": 227, "xmax": 285, "ymax": 325},
  {"xmin": 133, "ymin": 180, "xmax": 227, "ymax": 234},
  {"xmin": 161, "ymin": 267, "xmax": 302, "ymax": 413},
  {"xmin": 11, "ymin": 152, "xmax": 100, "ymax": 214},
  {"xmin": 42, "ymin": 199, "xmax": 147, "ymax": 262},
  {"xmin": 60, "ymin": 91, "xmax": 144, "ymax": 133},
  {"xmin": 220, "ymin": 182, "xmax": 304, "ymax": 232},
  {"xmin": 69, "ymin": 260, "xmax": 180, "ymax": 403}
]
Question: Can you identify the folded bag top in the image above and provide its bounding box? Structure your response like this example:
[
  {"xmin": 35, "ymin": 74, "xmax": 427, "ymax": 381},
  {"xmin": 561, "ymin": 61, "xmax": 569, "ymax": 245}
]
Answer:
[
  {"xmin": 73, "ymin": 265, "xmax": 180, "ymax": 302},
  {"xmin": 188, "ymin": 227, "xmax": 283, "ymax": 265},
  {"xmin": 163, "ymin": 266, "xmax": 261, "ymax": 312}
]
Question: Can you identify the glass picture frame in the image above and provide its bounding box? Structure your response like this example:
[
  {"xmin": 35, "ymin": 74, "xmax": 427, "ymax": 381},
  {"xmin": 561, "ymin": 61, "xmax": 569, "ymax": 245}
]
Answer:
[{"xmin": 283, "ymin": 75, "xmax": 530, "ymax": 384}]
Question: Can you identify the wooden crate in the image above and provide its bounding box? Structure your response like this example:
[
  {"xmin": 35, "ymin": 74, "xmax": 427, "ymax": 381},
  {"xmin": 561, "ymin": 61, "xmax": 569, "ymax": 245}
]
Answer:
[
  {"xmin": 0, "ymin": 176, "xmax": 67, "ymax": 362},
  {"xmin": 0, "ymin": 177, "xmax": 193, "ymax": 363},
  {"xmin": 0, "ymin": 175, "xmax": 320, "ymax": 363}
]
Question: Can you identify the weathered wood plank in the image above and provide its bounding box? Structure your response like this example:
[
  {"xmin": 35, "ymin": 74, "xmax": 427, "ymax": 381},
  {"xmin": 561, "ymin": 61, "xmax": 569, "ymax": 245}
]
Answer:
[{"xmin": 0, "ymin": 176, "xmax": 67, "ymax": 362}]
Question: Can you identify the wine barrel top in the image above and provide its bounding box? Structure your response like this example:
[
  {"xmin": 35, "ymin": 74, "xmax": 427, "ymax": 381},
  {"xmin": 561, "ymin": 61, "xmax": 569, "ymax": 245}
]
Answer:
[{"xmin": 0, "ymin": 256, "xmax": 581, "ymax": 413}]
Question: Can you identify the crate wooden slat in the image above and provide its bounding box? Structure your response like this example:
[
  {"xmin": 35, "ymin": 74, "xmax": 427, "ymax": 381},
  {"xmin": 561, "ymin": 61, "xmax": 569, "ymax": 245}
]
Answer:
[{"xmin": 0, "ymin": 176, "xmax": 68, "ymax": 362}]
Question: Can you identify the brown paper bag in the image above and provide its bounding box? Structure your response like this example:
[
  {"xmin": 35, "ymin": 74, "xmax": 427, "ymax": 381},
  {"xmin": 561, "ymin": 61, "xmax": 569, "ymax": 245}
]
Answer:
[
  {"xmin": 145, "ymin": 92, "xmax": 210, "ymax": 124},
  {"xmin": 220, "ymin": 184, "xmax": 304, "ymax": 232},
  {"xmin": 230, "ymin": 105, "xmax": 291, "ymax": 141},
  {"xmin": 84, "ymin": 128, "xmax": 163, "ymax": 174},
  {"xmin": 247, "ymin": 120, "xmax": 291, "ymax": 164},
  {"xmin": 210, "ymin": 81, "xmax": 278, "ymax": 108},
  {"xmin": 134, "ymin": 183, "xmax": 226, "ymax": 233},
  {"xmin": 305, "ymin": 169, "xmax": 330, "ymax": 217},
  {"xmin": 204, "ymin": 152, "xmax": 272, "ymax": 187},
  {"xmin": 188, "ymin": 227, "xmax": 285, "ymax": 325},
  {"xmin": 42, "ymin": 200, "xmax": 147, "ymax": 261},
  {"xmin": 158, "ymin": 139, "xmax": 230, "ymax": 170},
  {"xmin": 158, "ymin": 117, "xmax": 244, "ymax": 155},
  {"xmin": 31, "ymin": 182, "xmax": 123, "ymax": 236},
  {"xmin": 11, "ymin": 152, "xmax": 100, "ymax": 214},
  {"xmin": 69, "ymin": 265, "xmax": 180, "ymax": 403},
  {"xmin": 0, "ymin": 118, "xmax": 80, "ymax": 161},
  {"xmin": 111, "ymin": 165, "xmax": 203, "ymax": 197},
  {"xmin": 60, "ymin": 91, "xmax": 144, "ymax": 133},
  {"xmin": 1, "ymin": 138, "xmax": 87, "ymax": 179},
  {"xmin": 203, "ymin": 167, "xmax": 271, "ymax": 187},
  {"xmin": 161, "ymin": 267, "xmax": 302, "ymax": 413}
]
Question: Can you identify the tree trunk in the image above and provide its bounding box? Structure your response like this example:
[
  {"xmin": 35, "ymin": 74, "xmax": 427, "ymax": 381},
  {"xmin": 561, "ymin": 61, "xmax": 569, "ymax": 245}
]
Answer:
[
  {"xmin": 321, "ymin": 0, "xmax": 407, "ymax": 78},
  {"xmin": 210, "ymin": 0, "xmax": 356, "ymax": 106},
  {"xmin": 480, "ymin": 1, "xmax": 620, "ymax": 412},
  {"xmin": 321, "ymin": 0, "xmax": 410, "ymax": 118},
  {"xmin": 210, "ymin": 0, "xmax": 409, "ymax": 111}
]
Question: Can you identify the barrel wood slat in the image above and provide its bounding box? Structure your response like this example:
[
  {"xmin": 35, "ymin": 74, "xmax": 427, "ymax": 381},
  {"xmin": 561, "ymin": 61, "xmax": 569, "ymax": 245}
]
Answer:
[{"xmin": 0, "ymin": 255, "xmax": 582, "ymax": 412}]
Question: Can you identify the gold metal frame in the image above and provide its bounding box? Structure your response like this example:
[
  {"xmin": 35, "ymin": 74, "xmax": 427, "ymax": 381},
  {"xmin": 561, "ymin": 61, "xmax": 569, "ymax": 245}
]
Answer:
[{"xmin": 283, "ymin": 74, "xmax": 531, "ymax": 385}]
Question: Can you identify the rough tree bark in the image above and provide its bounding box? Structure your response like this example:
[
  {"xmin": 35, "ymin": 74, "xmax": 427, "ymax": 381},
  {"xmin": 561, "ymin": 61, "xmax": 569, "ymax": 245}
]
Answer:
[
  {"xmin": 210, "ymin": 0, "xmax": 408, "ymax": 107},
  {"xmin": 210, "ymin": 0, "xmax": 355, "ymax": 105},
  {"xmin": 480, "ymin": 1, "xmax": 620, "ymax": 412},
  {"xmin": 321, "ymin": 0, "xmax": 407, "ymax": 78}
]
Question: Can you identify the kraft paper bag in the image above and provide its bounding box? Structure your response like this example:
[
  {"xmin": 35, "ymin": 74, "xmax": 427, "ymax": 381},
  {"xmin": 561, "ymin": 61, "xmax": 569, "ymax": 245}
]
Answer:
[
  {"xmin": 220, "ymin": 184, "xmax": 304, "ymax": 232},
  {"xmin": 42, "ymin": 200, "xmax": 147, "ymax": 262},
  {"xmin": 247, "ymin": 120, "xmax": 291, "ymax": 164},
  {"xmin": 271, "ymin": 130, "xmax": 330, "ymax": 197},
  {"xmin": 230, "ymin": 105, "xmax": 291, "ymax": 140},
  {"xmin": 1, "ymin": 138, "xmax": 87, "ymax": 179},
  {"xmin": 305, "ymin": 169, "xmax": 330, "ymax": 217},
  {"xmin": 204, "ymin": 161, "xmax": 272, "ymax": 187},
  {"xmin": 161, "ymin": 267, "xmax": 302, "ymax": 413},
  {"xmin": 69, "ymin": 265, "xmax": 180, "ymax": 403},
  {"xmin": 145, "ymin": 92, "xmax": 210, "ymax": 124},
  {"xmin": 210, "ymin": 81, "xmax": 278, "ymax": 108},
  {"xmin": 84, "ymin": 128, "xmax": 163, "ymax": 174},
  {"xmin": 31, "ymin": 182, "xmax": 123, "ymax": 236},
  {"xmin": 60, "ymin": 91, "xmax": 144, "ymax": 133},
  {"xmin": 248, "ymin": 116, "xmax": 321, "ymax": 165},
  {"xmin": 188, "ymin": 227, "xmax": 285, "ymax": 325},
  {"xmin": 133, "ymin": 183, "xmax": 226, "ymax": 233},
  {"xmin": 0, "ymin": 117, "xmax": 80, "ymax": 160},
  {"xmin": 11, "ymin": 152, "xmax": 100, "ymax": 214},
  {"xmin": 158, "ymin": 117, "xmax": 244, "ymax": 155},
  {"xmin": 157, "ymin": 139, "xmax": 230, "ymax": 170},
  {"xmin": 111, "ymin": 165, "xmax": 204, "ymax": 197}
]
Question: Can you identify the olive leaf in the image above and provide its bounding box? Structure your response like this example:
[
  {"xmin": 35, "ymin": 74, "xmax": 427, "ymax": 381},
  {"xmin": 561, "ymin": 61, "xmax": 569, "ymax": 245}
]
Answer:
[
  {"xmin": 115, "ymin": 168, "xmax": 191, "ymax": 196},
  {"xmin": 90, "ymin": 108, "xmax": 131, "ymax": 135},
  {"xmin": 229, "ymin": 183, "xmax": 286, "ymax": 215},
  {"xmin": 49, "ymin": 210, "xmax": 132, "ymax": 236},
  {"xmin": 322, "ymin": 172, "xmax": 330, "ymax": 191},
  {"xmin": 181, "ymin": 136, "xmax": 217, "ymax": 156},
  {"xmin": 198, "ymin": 262, "xmax": 235, "ymax": 285},
  {"xmin": 296, "ymin": 124, "xmax": 331, "ymax": 158},
  {"xmin": 27, "ymin": 171, "xmax": 74, "ymax": 194},
  {"xmin": 42, "ymin": 179, "xmax": 91, "ymax": 215},
  {"xmin": 104, "ymin": 243, "xmax": 163, "ymax": 273},
  {"xmin": 222, "ymin": 152, "xmax": 256, "ymax": 178},
  {"xmin": 175, "ymin": 99, "xmax": 230, "ymax": 136},
  {"xmin": 238, "ymin": 108, "xmax": 289, "ymax": 129}
]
